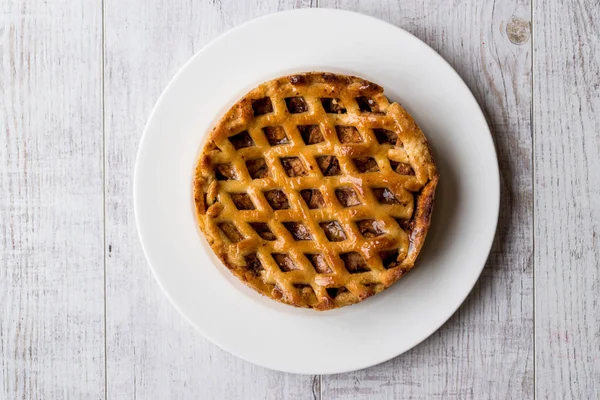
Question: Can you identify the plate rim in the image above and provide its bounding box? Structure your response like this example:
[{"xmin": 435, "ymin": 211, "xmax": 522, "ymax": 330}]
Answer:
[{"xmin": 134, "ymin": 7, "xmax": 500, "ymax": 375}]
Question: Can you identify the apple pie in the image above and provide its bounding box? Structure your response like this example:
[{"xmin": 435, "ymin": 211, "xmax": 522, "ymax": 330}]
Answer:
[{"xmin": 193, "ymin": 72, "xmax": 438, "ymax": 310}]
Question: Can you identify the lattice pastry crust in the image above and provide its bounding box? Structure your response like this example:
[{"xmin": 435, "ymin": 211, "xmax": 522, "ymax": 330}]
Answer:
[{"xmin": 194, "ymin": 72, "xmax": 438, "ymax": 310}]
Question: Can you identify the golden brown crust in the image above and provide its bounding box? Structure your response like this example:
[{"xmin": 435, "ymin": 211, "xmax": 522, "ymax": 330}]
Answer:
[{"xmin": 193, "ymin": 72, "xmax": 438, "ymax": 310}]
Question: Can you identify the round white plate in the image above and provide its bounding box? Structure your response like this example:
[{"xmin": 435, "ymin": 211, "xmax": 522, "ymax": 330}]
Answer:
[{"xmin": 135, "ymin": 8, "xmax": 499, "ymax": 375}]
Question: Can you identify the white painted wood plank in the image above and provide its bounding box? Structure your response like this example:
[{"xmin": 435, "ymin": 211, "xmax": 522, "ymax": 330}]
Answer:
[
  {"xmin": 534, "ymin": 0, "xmax": 600, "ymax": 398},
  {"xmin": 103, "ymin": 1, "xmax": 318, "ymax": 399},
  {"xmin": 319, "ymin": 1, "xmax": 533, "ymax": 399},
  {"xmin": 0, "ymin": 0, "xmax": 104, "ymax": 398}
]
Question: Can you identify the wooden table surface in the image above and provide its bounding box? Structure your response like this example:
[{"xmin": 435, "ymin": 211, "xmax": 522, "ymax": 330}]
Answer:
[{"xmin": 1, "ymin": 0, "xmax": 598, "ymax": 399}]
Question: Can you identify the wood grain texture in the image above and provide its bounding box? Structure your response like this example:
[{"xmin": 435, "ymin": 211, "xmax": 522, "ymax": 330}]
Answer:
[
  {"xmin": 103, "ymin": 1, "xmax": 317, "ymax": 399},
  {"xmin": 534, "ymin": 0, "xmax": 600, "ymax": 398},
  {"xmin": 319, "ymin": 1, "xmax": 534, "ymax": 399},
  {"xmin": 0, "ymin": 0, "xmax": 104, "ymax": 398}
]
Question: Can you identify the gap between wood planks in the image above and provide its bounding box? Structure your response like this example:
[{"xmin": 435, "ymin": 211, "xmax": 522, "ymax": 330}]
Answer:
[
  {"xmin": 101, "ymin": 0, "xmax": 108, "ymax": 397},
  {"xmin": 531, "ymin": 0, "xmax": 537, "ymax": 396}
]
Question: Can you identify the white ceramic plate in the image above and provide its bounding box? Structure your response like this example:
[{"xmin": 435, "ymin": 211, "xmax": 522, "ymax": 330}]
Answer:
[{"xmin": 135, "ymin": 8, "xmax": 499, "ymax": 375}]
